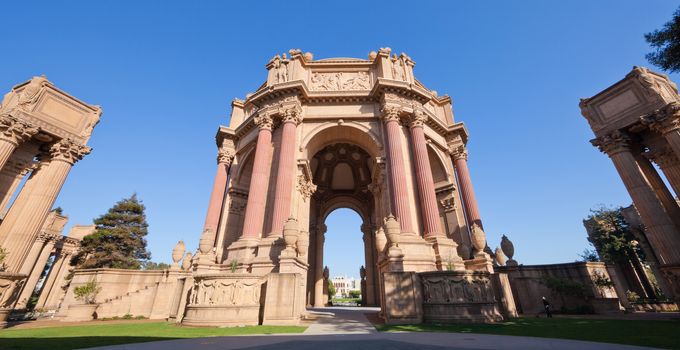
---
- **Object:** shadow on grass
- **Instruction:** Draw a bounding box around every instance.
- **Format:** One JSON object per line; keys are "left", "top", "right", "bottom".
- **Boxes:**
{"left": 1, "top": 336, "right": 181, "bottom": 350}
{"left": 377, "top": 317, "right": 680, "bottom": 350}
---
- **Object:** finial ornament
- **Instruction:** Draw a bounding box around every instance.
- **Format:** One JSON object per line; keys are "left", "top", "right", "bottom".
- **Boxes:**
{"left": 48, "top": 138, "right": 91, "bottom": 164}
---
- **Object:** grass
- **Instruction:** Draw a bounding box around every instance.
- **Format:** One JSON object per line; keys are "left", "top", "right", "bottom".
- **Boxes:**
{"left": 377, "top": 317, "right": 680, "bottom": 349}
{"left": 0, "top": 321, "right": 306, "bottom": 350}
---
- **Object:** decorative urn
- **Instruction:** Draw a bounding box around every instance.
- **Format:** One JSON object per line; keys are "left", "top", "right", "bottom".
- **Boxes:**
{"left": 375, "top": 227, "right": 388, "bottom": 254}
{"left": 384, "top": 215, "right": 401, "bottom": 247}
{"left": 470, "top": 223, "right": 487, "bottom": 253}
{"left": 495, "top": 247, "right": 507, "bottom": 266}
{"left": 500, "top": 235, "right": 514, "bottom": 260}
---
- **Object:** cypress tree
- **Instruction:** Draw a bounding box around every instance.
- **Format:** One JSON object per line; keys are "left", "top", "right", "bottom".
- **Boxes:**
{"left": 72, "top": 194, "right": 151, "bottom": 269}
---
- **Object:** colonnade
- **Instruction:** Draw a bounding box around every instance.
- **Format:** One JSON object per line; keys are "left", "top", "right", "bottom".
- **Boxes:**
{"left": 592, "top": 106, "right": 680, "bottom": 299}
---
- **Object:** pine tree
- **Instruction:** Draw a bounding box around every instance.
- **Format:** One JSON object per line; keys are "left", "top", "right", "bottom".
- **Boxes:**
{"left": 645, "top": 6, "right": 680, "bottom": 72}
{"left": 72, "top": 194, "right": 151, "bottom": 269}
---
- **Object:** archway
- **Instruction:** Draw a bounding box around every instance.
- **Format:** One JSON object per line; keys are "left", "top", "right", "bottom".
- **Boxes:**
{"left": 305, "top": 140, "right": 381, "bottom": 307}
{"left": 323, "top": 208, "right": 364, "bottom": 304}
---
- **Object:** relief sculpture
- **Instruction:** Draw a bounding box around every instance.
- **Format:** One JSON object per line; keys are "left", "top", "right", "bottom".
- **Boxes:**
{"left": 310, "top": 72, "right": 370, "bottom": 91}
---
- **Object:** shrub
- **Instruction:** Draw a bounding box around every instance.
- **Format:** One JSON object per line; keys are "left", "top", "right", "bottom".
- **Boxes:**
{"left": 73, "top": 281, "right": 101, "bottom": 304}
{"left": 626, "top": 290, "right": 640, "bottom": 303}
{"left": 0, "top": 247, "right": 7, "bottom": 271}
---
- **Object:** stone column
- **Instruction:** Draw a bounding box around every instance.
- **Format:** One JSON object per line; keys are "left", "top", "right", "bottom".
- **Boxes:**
{"left": 646, "top": 146, "right": 680, "bottom": 198}
{"left": 0, "top": 161, "right": 31, "bottom": 215}
{"left": 361, "top": 224, "right": 376, "bottom": 306}
{"left": 449, "top": 145, "right": 483, "bottom": 229}
{"left": 381, "top": 106, "right": 413, "bottom": 232}
{"left": 35, "top": 248, "right": 67, "bottom": 309}
{"left": 313, "top": 224, "right": 326, "bottom": 307}
{"left": 646, "top": 108, "right": 680, "bottom": 158}
{"left": 407, "top": 110, "right": 441, "bottom": 236}
{"left": 16, "top": 235, "right": 55, "bottom": 309}
{"left": 0, "top": 139, "right": 90, "bottom": 273}
{"left": 0, "top": 114, "right": 38, "bottom": 171}
{"left": 199, "top": 148, "right": 234, "bottom": 249}
{"left": 240, "top": 114, "right": 273, "bottom": 239}
{"left": 635, "top": 152, "right": 680, "bottom": 230}
{"left": 269, "top": 108, "right": 301, "bottom": 237}
{"left": 592, "top": 132, "right": 680, "bottom": 265}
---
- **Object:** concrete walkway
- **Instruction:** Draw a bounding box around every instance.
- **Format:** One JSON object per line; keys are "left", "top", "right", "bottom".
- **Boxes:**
{"left": 84, "top": 307, "right": 663, "bottom": 350}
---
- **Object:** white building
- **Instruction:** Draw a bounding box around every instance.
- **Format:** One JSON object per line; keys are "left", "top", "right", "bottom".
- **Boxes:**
{"left": 331, "top": 276, "right": 361, "bottom": 298}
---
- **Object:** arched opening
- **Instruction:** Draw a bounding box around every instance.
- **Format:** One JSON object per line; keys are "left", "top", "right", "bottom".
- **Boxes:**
{"left": 324, "top": 208, "right": 363, "bottom": 305}
{"left": 304, "top": 135, "right": 382, "bottom": 309}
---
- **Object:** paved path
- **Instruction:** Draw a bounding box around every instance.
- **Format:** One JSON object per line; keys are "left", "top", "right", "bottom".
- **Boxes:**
{"left": 85, "top": 307, "right": 662, "bottom": 350}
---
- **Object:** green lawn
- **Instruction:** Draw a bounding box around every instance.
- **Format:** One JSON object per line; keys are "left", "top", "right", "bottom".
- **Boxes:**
{"left": 378, "top": 317, "right": 680, "bottom": 349}
{"left": 0, "top": 322, "right": 306, "bottom": 350}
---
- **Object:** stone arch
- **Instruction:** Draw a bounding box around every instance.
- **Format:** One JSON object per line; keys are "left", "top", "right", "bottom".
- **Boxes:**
{"left": 320, "top": 196, "right": 369, "bottom": 223}
{"left": 427, "top": 143, "right": 450, "bottom": 185}
{"left": 301, "top": 122, "right": 382, "bottom": 160}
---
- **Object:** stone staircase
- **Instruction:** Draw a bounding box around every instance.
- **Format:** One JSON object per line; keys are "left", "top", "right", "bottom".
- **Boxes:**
{"left": 96, "top": 283, "right": 158, "bottom": 319}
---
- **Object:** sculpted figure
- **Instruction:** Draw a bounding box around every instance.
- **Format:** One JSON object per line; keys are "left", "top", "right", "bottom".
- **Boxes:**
{"left": 391, "top": 54, "right": 405, "bottom": 81}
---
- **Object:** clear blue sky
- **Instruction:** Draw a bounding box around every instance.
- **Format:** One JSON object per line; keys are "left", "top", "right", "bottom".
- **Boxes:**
{"left": 1, "top": 1, "right": 677, "bottom": 278}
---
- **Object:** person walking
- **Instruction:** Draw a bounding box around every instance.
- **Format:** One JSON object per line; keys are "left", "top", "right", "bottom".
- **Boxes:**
{"left": 542, "top": 296, "right": 552, "bottom": 318}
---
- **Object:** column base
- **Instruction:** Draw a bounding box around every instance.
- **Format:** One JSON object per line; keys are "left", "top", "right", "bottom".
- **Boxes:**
{"left": 250, "top": 236, "right": 285, "bottom": 275}
{"left": 659, "top": 264, "right": 680, "bottom": 301}
{"left": 425, "top": 235, "right": 465, "bottom": 271}
{"left": 465, "top": 252, "right": 495, "bottom": 273}
{"left": 224, "top": 237, "right": 261, "bottom": 273}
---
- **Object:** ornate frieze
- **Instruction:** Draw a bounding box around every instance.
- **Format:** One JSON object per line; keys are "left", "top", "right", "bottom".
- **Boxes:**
{"left": 0, "top": 114, "right": 38, "bottom": 146}
{"left": 189, "top": 276, "right": 262, "bottom": 306}
{"left": 421, "top": 271, "right": 495, "bottom": 304}
{"left": 590, "top": 130, "right": 632, "bottom": 156}
{"left": 48, "top": 138, "right": 91, "bottom": 165}
{"left": 310, "top": 71, "right": 370, "bottom": 91}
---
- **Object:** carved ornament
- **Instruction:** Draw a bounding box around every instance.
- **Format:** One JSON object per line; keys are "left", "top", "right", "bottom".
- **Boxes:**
{"left": 48, "top": 138, "right": 91, "bottom": 165}
{"left": 217, "top": 148, "right": 235, "bottom": 165}
{"left": 590, "top": 130, "right": 631, "bottom": 156}
{"left": 408, "top": 109, "right": 427, "bottom": 129}
{"left": 296, "top": 174, "right": 317, "bottom": 201}
{"left": 254, "top": 113, "right": 274, "bottom": 131}
{"left": 421, "top": 273, "right": 494, "bottom": 304}
{"left": 310, "top": 71, "right": 370, "bottom": 91}
{"left": 448, "top": 144, "right": 468, "bottom": 161}
{"left": 380, "top": 105, "right": 402, "bottom": 124}
{"left": 0, "top": 114, "right": 39, "bottom": 146}
{"left": 189, "top": 277, "right": 262, "bottom": 306}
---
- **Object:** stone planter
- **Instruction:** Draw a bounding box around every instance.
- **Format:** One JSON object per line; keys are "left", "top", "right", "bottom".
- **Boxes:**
{"left": 64, "top": 303, "right": 98, "bottom": 322}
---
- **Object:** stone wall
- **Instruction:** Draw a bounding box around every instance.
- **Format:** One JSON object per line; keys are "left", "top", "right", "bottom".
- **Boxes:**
{"left": 59, "top": 268, "right": 189, "bottom": 320}
{"left": 498, "top": 262, "right": 621, "bottom": 315}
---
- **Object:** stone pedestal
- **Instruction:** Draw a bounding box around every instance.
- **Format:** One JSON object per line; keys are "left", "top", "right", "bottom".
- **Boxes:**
{"left": 182, "top": 274, "right": 264, "bottom": 327}
{"left": 425, "top": 235, "right": 464, "bottom": 271}
{"left": 262, "top": 272, "right": 303, "bottom": 325}
{"left": 465, "top": 252, "right": 495, "bottom": 273}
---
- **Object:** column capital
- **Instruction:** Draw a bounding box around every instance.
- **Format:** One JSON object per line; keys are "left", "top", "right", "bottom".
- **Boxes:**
{"left": 641, "top": 103, "right": 680, "bottom": 135}
{"left": 380, "top": 105, "right": 402, "bottom": 124}
{"left": 448, "top": 144, "right": 468, "bottom": 161}
{"left": 591, "top": 130, "right": 632, "bottom": 156}
{"left": 254, "top": 113, "right": 274, "bottom": 131}
{"left": 47, "top": 138, "right": 91, "bottom": 165}
{"left": 0, "top": 113, "right": 39, "bottom": 146}
{"left": 407, "top": 109, "right": 427, "bottom": 129}
{"left": 645, "top": 145, "right": 679, "bottom": 169}
{"left": 217, "top": 148, "right": 235, "bottom": 166}
{"left": 278, "top": 105, "right": 303, "bottom": 125}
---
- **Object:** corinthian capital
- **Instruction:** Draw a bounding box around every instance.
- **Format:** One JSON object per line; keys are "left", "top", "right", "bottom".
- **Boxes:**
{"left": 0, "top": 114, "right": 38, "bottom": 146}
{"left": 217, "top": 148, "right": 235, "bottom": 166}
{"left": 644, "top": 146, "right": 679, "bottom": 169}
{"left": 591, "top": 130, "right": 631, "bottom": 156}
{"left": 408, "top": 109, "right": 427, "bottom": 129}
{"left": 278, "top": 105, "right": 303, "bottom": 125}
{"left": 448, "top": 144, "right": 468, "bottom": 161}
{"left": 641, "top": 103, "right": 680, "bottom": 135}
{"left": 48, "top": 138, "right": 91, "bottom": 164}
{"left": 254, "top": 113, "right": 274, "bottom": 131}
{"left": 380, "top": 105, "right": 402, "bottom": 124}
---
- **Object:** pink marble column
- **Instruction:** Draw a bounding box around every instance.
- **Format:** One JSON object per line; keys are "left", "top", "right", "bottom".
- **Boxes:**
{"left": 269, "top": 108, "right": 301, "bottom": 237}
{"left": 382, "top": 106, "right": 413, "bottom": 232}
{"left": 592, "top": 132, "right": 680, "bottom": 265}
{"left": 408, "top": 110, "right": 442, "bottom": 237}
{"left": 450, "top": 145, "right": 483, "bottom": 229}
{"left": 240, "top": 115, "right": 273, "bottom": 239}
{"left": 201, "top": 150, "right": 234, "bottom": 237}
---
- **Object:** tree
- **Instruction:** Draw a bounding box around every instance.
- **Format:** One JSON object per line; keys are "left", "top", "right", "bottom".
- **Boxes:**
{"left": 583, "top": 206, "right": 640, "bottom": 264}
{"left": 327, "top": 280, "right": 336, "bottom": 298}
{"left": 141, "top": 261, "right": 170, "bottom": 270}
{"left": 645, "top": 6, "right": 680, "bottom": 72}
{"left": 72, "top": 194, "right": 152, "bottom": 269}
{"left": 578, "top": 248, "right": 600, "bottom": 262}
